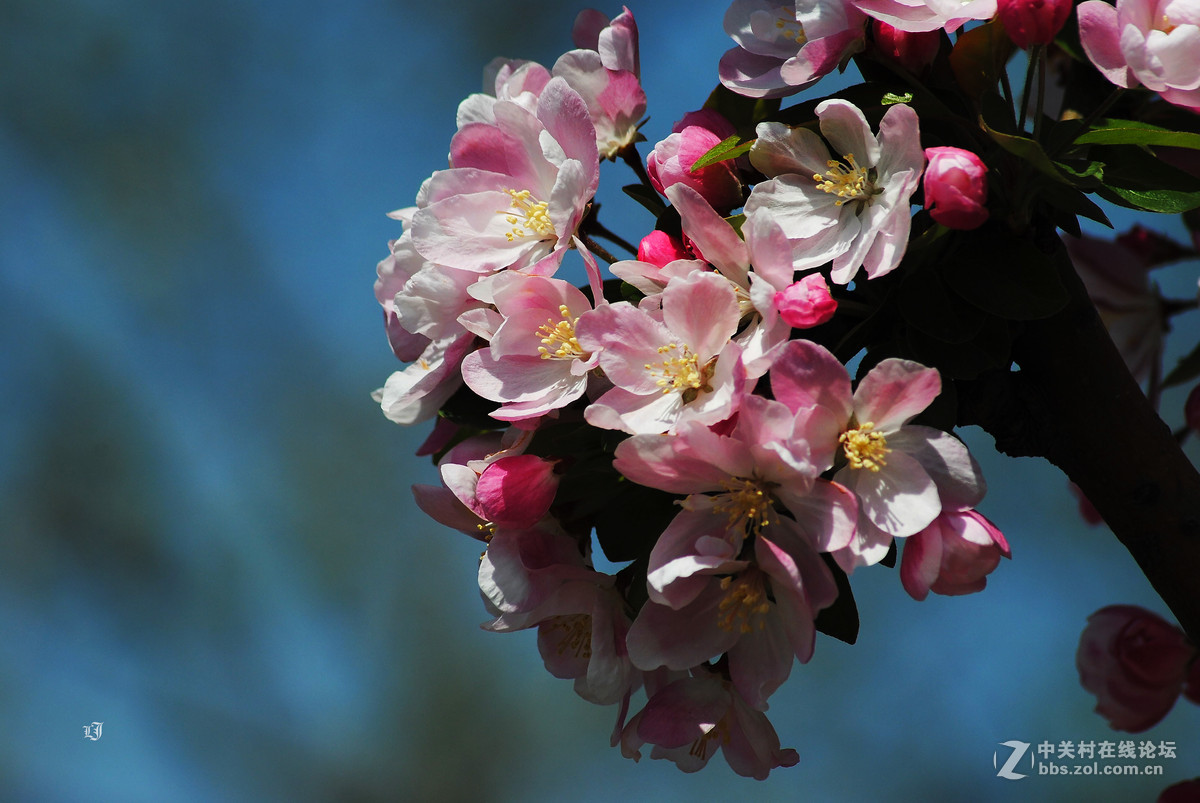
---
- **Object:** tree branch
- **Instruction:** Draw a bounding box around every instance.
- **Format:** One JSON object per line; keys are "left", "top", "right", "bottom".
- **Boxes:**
{"left": 959, "top": 236, "right": 1200, "bottom": 644}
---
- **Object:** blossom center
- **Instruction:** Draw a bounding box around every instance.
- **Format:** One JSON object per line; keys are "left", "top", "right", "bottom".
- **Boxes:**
{"left": 711, "top": 477, "right": 774, "bottom": 535}
{"left": 537, "top": 305, "right": 587, "bottom": 360}
{"left": 840, "top": 421, "right": 890, "bottom": 472}
{"left": 545, "top": 613, "right": 592, "bottom": 660}
{"left": 501, "top": 188, "right": 556, "bottom": 242}
{"left": 773, "top": 9, "right": 807, "bottom": 45}
{"left": 717, "top": 574, "right": 771, "bottom": 633}
{"left": 688, "top": 719, "right": 731, "bottom": 760}
{"left": 813, "top": 154, "right": 875, "bottom": 207}
{"left": 644, "top": 342, "right": 714, "bottom": 401}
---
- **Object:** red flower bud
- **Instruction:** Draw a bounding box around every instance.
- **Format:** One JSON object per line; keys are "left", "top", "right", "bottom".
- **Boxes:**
{"left": 872, "top": 20, "right": 940, "bottom": 75}
{"left": 997, "top": 0, "right": 1072, "bottom": 49}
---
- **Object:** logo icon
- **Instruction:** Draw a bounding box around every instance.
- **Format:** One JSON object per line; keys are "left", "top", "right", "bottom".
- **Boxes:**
{"left": 994, "top": 740, "right": 1032, "bottom": 780}
{"left": 83, "top": 722, "right": 103, "bottom": 741}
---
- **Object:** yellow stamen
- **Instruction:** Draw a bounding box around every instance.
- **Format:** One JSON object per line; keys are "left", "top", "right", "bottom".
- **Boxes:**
{"left": 711, "top": 477, "right": 774, "bottom": 536}
{"left": 536, "top": 305, "right": 586, "bottom": 360}
{"left": 643, "top": 342, "right": 715, "bottom": 402}
{"left": 500, "top": 188, "right": 555, "bottom": 242}
{"left": 717, "top": 575, "right": 771, "bottom": 634}
{"left": 813, "top": 153, "right": 873, "bottom": 207}
{"left": 546, "top": 614, "right": 592, "bottom": 660}
{"left": 840, "top": 421, "right": 891, "bottom": 472}
{"left": 774, "top": 9, "right": 807, "bottom": 44}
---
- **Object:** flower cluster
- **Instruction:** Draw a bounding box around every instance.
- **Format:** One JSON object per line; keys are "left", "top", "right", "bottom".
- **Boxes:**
{"left": 373, "top": 0, "right": 1200, "bottom": 781}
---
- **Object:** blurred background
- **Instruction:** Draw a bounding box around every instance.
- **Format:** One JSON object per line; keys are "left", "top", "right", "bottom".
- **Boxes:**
{"left": 2, "top": 1, "right": 1198, "bottom": 800}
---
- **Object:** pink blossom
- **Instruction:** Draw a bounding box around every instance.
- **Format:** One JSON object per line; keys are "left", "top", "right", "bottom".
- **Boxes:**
{"left": 1078, "top": 0, "right": 1200, "bottom": 111}
{"left": 620, "top": 669, "right": 800, "bottom": 778}
{"left": 769, "top": 339, "right": 986, "bottom": 568}
{"left": 412, "top": 78, "right": 599, "bottom": 275}
{"left": 487, "top": 577, "right": 638, "bottom": 705}
{"left": 648, "top": 126, "right": 745, "bottom": 214}
{"left": 872, "top": 20, "right": 941, "bottom": 73}
{"left": 478, "top": 518, "right": 600, "bottom": 615}
{"left": 375, "top": 228, "right": 431, "bottom": 363}
{"left": 852, "top": 0, "right": 998, "bottom": 32}
{"left": 923, "top": 146, "right": 989, "bottom": 230}
{"left": 637, "top": 230, "right": 692, "bottom": 267}
{"left": 746, "top": 99, "right": 924, "bottom": 284}
{"left": 554, "top": 7, "right": 647, "bottom": 159}
{"left": 373, "top": 333, "right": 473, "bottom": 426}
{"left": 775, "top": 273, "right": 838, "bottom": 328}
{"left": 575, "top": 271, "right": 748, "bottom": 434}
{"left": 997, "top": 0, "right": 1073, "bottom": 48}
{"left": 1064, "top": 233, "right": 1164, "bottom": 382}
{"left": 899, "top": 509, "right": 1009, "bottom": 599}
{"left": 1076, "top": 605, "right": 1195, "bottom": 732}
{"left": 459, "top": 272, "right": 601, "bottom": 422}
{"left": 718, "top": 0, "right": 868, "bottom": 98}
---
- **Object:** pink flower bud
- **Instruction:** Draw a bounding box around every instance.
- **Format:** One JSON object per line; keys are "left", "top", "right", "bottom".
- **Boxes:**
{"left": 774, "top": 274, "right": 837, "bottom": 328}
{"left": 900, "top": 510, "right": 1009, "bottom": 601}
{"left": 922, "top": 146, "right": 989, "bottom": 230}
{"left": 647, "top": 126, "right": 744, "bottom": 214}
{"left": 1186, "top": 384, "right": 1200, "bottom": 434}
{"left": 997, "top": 0, "right": 1072, "bottom": 49}
{"left": 671, "top": 109, "right": 736, "bottom": 139}
{"left": 872, "top": 20, "right": 941, "bottom": 75}
{"left": 474, "top": 454, "right": 559, "bottom": 529}
{"left": 1076, "top": 605, "right": 1193, "bottom": 732}
{"left": 637, "top": 230, "right": 690, "bottom": 267}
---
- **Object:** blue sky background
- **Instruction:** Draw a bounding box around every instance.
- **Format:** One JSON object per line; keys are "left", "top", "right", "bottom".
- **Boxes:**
{"left": 2, "top": 1, "right": 1198, "bottom": 800}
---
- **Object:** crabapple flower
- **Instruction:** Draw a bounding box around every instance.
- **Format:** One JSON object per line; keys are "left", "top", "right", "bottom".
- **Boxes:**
{"left": 620, "top": 669, "right": 800, "bottom": 778}
{"left": 852, "top": 0, "right": 998, "bottom": 32}
{"left": 457, "top": 59, "right": 553, "bottom": 127}
{"left": 923, "top": 146, "right": 990, "bottom": 230}
{"left": 412, "top": 77, "right": 599, "bottom": 275}
{"left": 871, "top": 20, "right": 941, "bottom": 73}
{"left": 575, "top": 271, "right": 748, "bottom": 434}
{"left": 900, "top": 509, "right": 1009, "bottom": 599}
{"left": 459, "top": 272, "right": 601, "bottom": 422}
{"left": 775, "top": 273, "right": 838, "bottom": 328}
{"left": 718, "top": 0, "right": 868, "bottom": 98}
{"left": 746, "top": 99, "right": 924, "bottom": 284}
{"left": 647, "top": 126, "right": 745, "bottom": 214}
{"left": 1079, "top": 0, "right": 1200, "bottom": 110}
{"left": 997, "top": 0, "right": 1072, "bottom": 48}
{"left": 373, "top": 332, "right": 473, "bottom": 426}
{"left": 554, "top": 7, "right": 647, "bottom": 158}
{"left": 375, "top": 227, "right": 431, "bottom": 363}
{"left": 1064, "top": 232, "right": 1164, "bottom": 382}
{"left": 486, "top": 575, "right": 638, "bottom": 706}
{"left": 770, "top": 339, "right": 986, "bottom": 569}
{"left": 1076, "top": 605, "right": 1195, "bottom": 732}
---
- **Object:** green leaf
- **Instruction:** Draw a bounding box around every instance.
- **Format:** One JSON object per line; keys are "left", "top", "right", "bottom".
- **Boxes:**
{"left": 689, "top": 134, "right": 754, "bottom": 172}
{"left": 702, "top": 83, "right": 781, "bottom": 139}
{"left": 906, "top": 317, "right": 1012, "bottom": 379}
{"left": 1075, "top": 119, "right": 1200, "bottom": 150}
{"left": 881, "top": 91, "right": 913, "bottom": 105}
{"left": 942, "top": 227, "right": 1069, "bottom": 320}
{"left": 621, "top": 182, "right": 666, "bottom": 217}
{"left": 980, "top": 117, "right": 1073, "bottom": 184}
{"left": 1163, "top": 339, "right": 1200, "bottom": 389}
{"left": 1097, "top": 185, "right": 1200, "bottom": 214}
